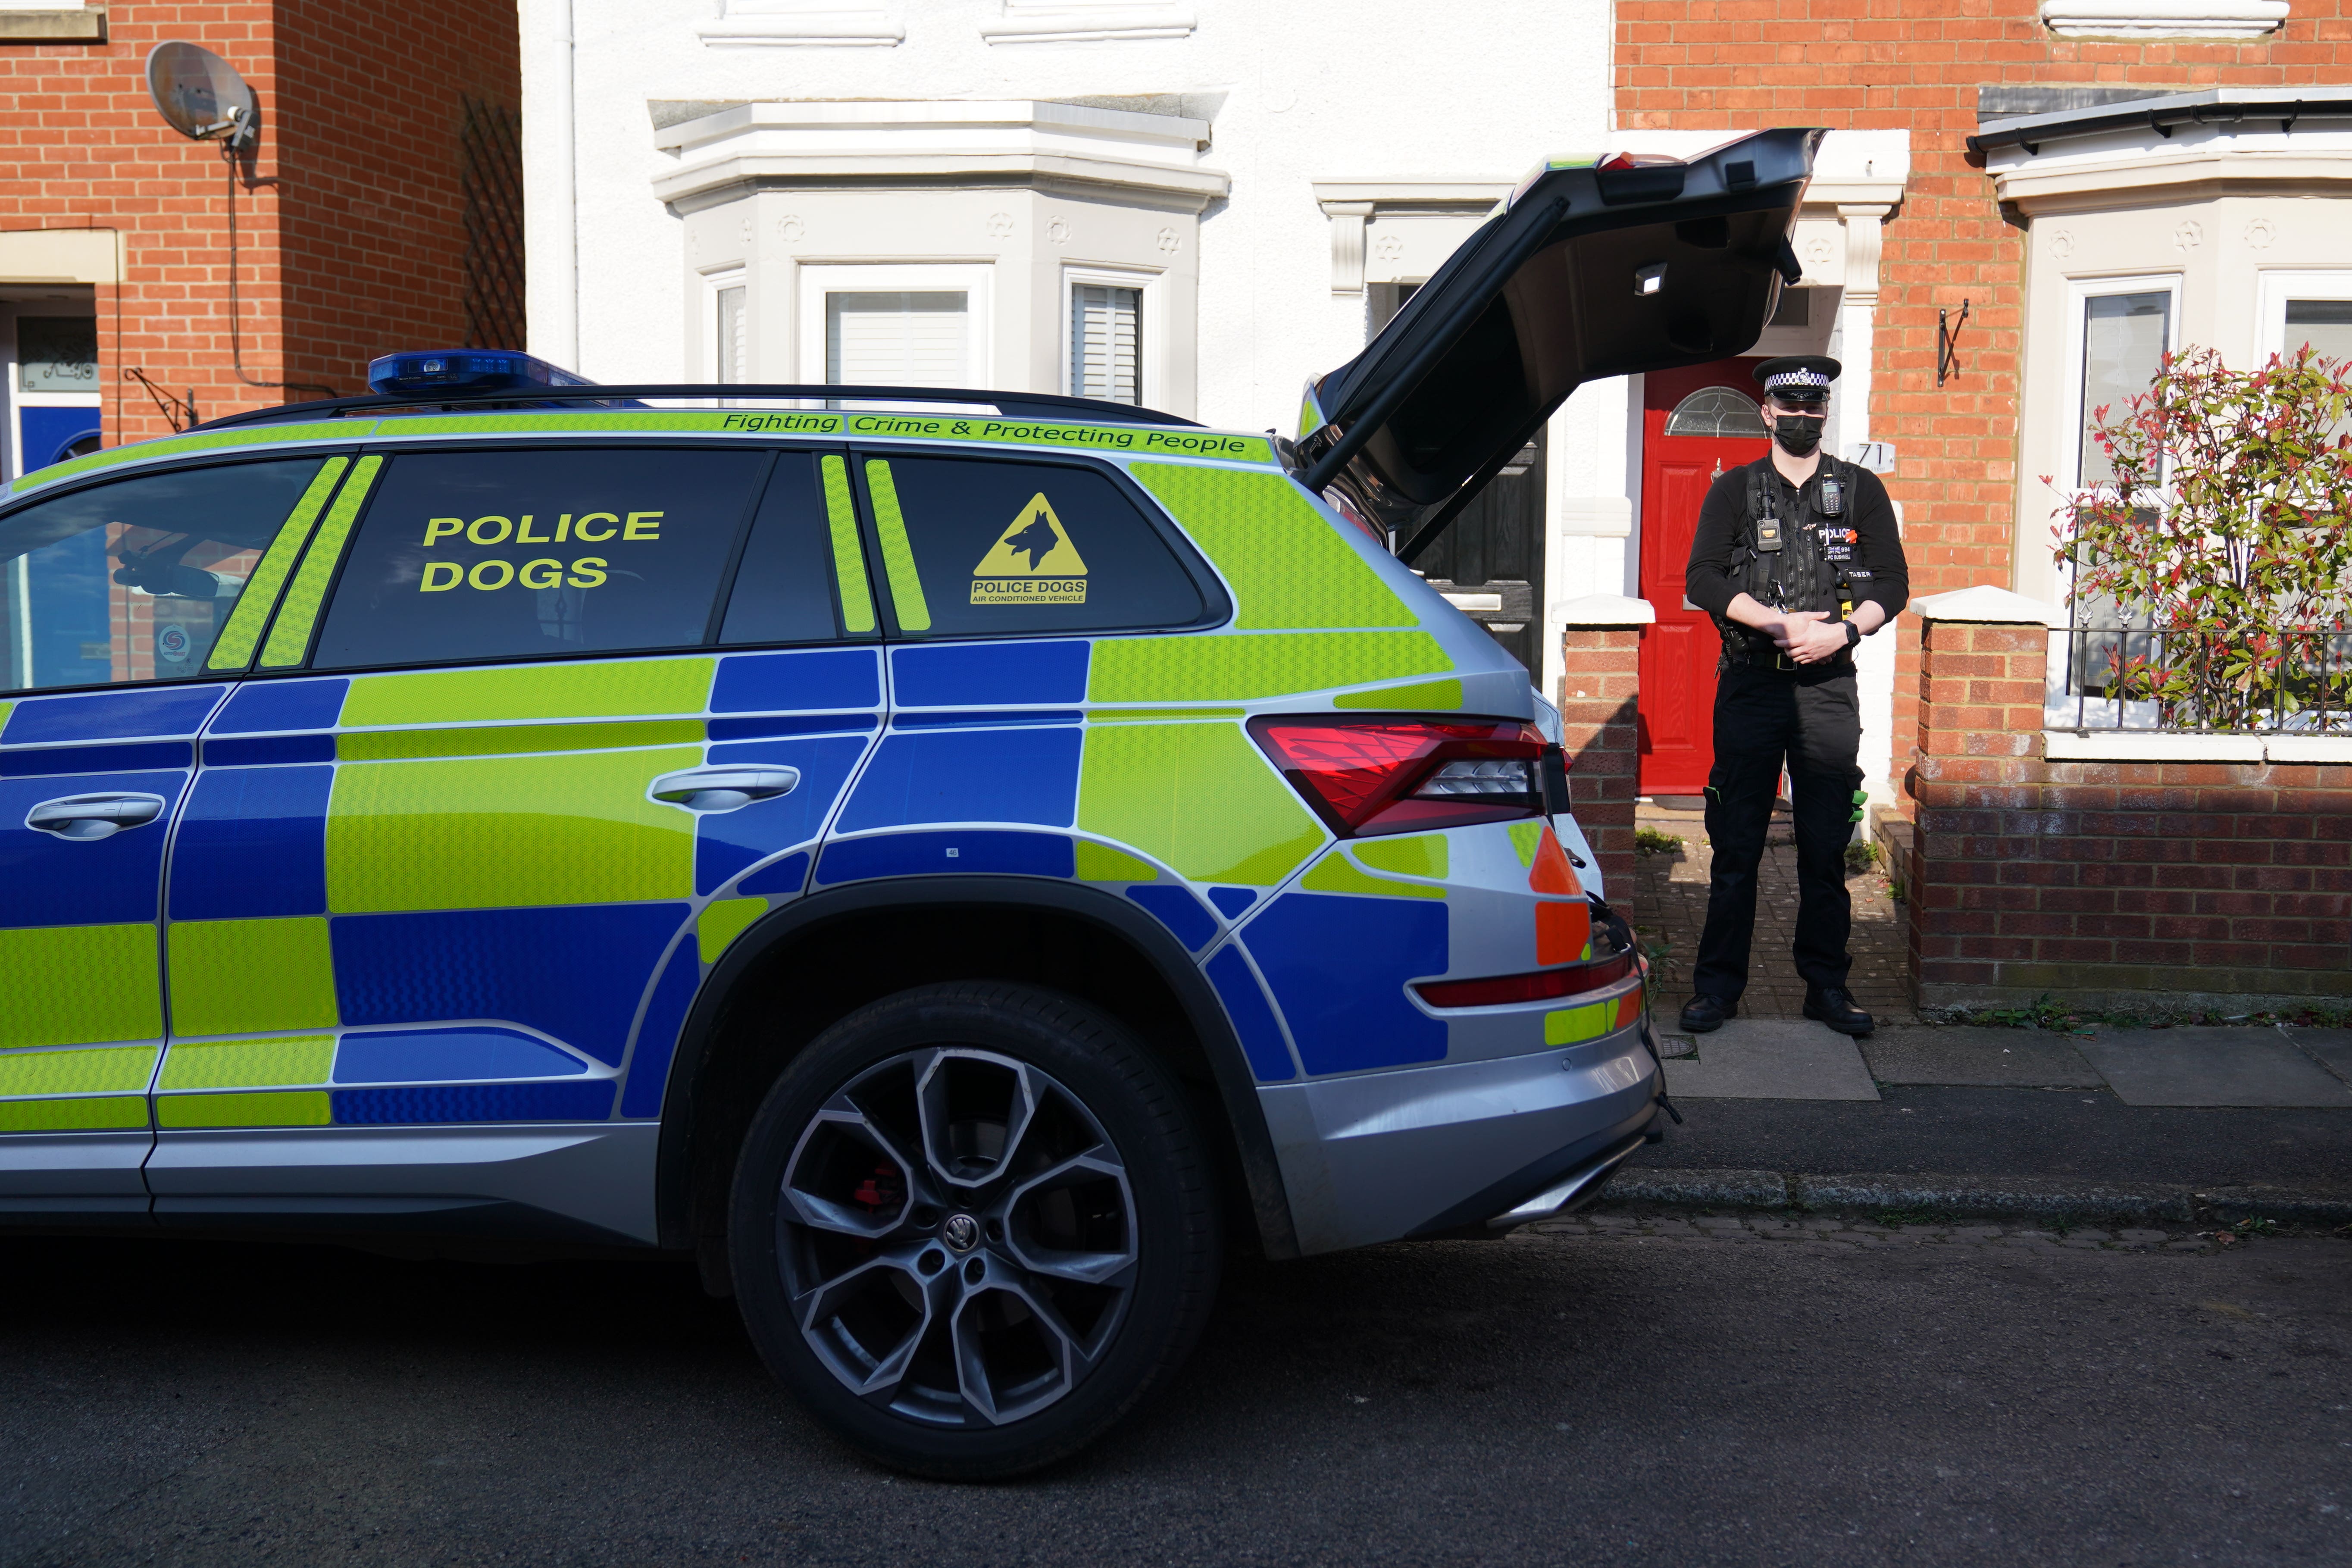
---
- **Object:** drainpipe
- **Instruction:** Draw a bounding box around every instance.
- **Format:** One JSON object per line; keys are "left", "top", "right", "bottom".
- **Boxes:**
{"left": 529, "top": 0, "right": 580, "bottom": 369}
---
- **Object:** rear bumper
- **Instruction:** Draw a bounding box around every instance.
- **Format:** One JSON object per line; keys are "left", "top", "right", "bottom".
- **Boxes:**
{"left": 1255, "top": 1023, "right": 1660, "bottom": 1255}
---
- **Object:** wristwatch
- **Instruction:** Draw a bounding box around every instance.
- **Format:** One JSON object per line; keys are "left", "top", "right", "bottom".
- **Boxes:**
{"left": 1843, "top": 620, "right": 1863, "bottom": 649}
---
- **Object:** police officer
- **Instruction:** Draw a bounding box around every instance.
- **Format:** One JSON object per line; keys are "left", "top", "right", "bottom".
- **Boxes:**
{"left": 1678, "top": 356, "right": 1907, "bottom": 1038}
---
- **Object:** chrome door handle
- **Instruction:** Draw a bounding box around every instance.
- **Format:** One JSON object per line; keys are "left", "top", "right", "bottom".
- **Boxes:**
{"left": 26, "top": 792, "right": 168, "bottom": 841}
{"left": 649, "top": 765, "right": 801, "bottom": 813}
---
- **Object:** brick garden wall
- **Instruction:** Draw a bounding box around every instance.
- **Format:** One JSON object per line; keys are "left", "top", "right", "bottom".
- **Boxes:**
{"left": 1615, "top": 0, "right": 2352, "bottom": 806}
{"left": 0, "top": 2, "right": 516, "bottom": 448}
{"left": 1906, "top": 617, "right": 2352, "bottom": 1010}
{"left": 1558, "top": 626, "right": 1644, "bottom": 915}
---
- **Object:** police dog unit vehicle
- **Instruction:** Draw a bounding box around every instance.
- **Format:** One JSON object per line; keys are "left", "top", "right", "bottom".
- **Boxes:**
{"left": 0, "top": 130, "right": 1820, "bottom": 1476}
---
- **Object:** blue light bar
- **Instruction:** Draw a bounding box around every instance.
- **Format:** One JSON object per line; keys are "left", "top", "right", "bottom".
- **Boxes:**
{"left": 366, "top": 350, "right": 594, "bottom": 397}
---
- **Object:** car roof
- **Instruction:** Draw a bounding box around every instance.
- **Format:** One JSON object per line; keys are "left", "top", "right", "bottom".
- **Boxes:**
{"left": 4, "top": 385, "right": 1285, "bottom": 502}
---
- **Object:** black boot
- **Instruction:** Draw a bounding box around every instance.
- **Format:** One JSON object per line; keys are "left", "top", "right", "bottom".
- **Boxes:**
{"left": 1804, "top": 986, "right": 1873, "bottom": 1036}
{"left": 1679, "top": 994, "right": 1737, "bottom": 1033}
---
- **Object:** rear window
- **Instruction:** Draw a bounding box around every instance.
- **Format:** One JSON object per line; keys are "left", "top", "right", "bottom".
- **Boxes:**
{"left": 857, "top": 453, "right": 1204, "bottom": 638}
{"left": 309, "top": 447, "right": 768, "bottom": 669}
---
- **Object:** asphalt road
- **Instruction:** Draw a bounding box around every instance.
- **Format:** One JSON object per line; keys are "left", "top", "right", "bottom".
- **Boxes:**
{"left": 3, "top": 1222, "right": 2348, "bottom": 1567}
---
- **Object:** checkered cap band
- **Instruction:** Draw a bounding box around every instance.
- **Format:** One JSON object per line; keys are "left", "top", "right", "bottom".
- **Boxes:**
{"left": 1764, "top": 369, "right": 1833, "bottom": 390}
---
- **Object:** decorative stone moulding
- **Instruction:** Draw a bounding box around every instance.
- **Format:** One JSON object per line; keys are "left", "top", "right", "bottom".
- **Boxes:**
{"left": 2038, "top": 0, "right": 2288, "bottom": 38}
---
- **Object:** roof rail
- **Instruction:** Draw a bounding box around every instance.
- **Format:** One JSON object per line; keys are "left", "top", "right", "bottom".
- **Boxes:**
{"left": 190, "top": 384, "right": 1202, "bottom": 432}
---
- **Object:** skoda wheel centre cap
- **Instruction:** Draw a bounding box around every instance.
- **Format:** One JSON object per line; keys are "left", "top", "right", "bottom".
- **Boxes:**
{"left": 942, "top": 1213, "right": 981, "bottom": 1252}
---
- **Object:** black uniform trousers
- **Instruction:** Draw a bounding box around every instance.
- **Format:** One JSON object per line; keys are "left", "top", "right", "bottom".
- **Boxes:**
{"left": 1691, "top": 660, "right": 1864, "bottom": 1002}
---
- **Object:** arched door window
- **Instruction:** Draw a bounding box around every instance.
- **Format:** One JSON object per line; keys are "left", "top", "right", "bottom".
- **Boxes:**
{"left": 1664, "top": 386, "right": 1767, "bottom": 438}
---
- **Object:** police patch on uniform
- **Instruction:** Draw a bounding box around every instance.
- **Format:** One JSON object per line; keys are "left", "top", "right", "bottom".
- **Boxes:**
{"left": 971, "top": 492, "right": 1088, "bottom": 604}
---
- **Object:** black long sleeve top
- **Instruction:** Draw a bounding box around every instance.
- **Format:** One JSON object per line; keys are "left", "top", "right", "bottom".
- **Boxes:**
{"left": 1683, "top": 457, "right": 1908, "bottom": 622}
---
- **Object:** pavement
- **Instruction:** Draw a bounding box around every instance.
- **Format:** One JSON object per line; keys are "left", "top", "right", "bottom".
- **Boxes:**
{"left": 1625, "top": 797, "right": 2352, "bottom": 1226}
{"left": 3, "top": 1221, "right": 2347, "bottom": 1564}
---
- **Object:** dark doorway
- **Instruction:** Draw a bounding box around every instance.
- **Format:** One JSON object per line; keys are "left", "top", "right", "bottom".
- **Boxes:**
{"left": 1369, "top": 282, "right": 1546, "bottom": 676}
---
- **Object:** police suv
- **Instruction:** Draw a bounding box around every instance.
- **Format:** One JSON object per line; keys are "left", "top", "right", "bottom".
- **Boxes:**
{"left": 0, "top": 130, "right": 1820, "bottom": 1476}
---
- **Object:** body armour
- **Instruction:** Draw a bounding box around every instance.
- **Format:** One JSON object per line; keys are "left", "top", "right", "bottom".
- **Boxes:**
{"left": 1712, "top": 455, "right": 1867, "bottom": 670}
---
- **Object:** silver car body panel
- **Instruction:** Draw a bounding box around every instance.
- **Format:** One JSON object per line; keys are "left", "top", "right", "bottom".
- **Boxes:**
{"left": 1258, "top": 1024, "right": 1657, "bottom": 1256}
{"left": 0, "top": 1131, "right": 153, "bottom": 1215}
{"left": 144, "top": 1122, "right": 660, "bottom": 1244}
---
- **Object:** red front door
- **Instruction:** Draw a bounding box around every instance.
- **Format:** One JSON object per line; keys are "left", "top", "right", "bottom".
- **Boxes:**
{"left": 1636, "top": 358, "right": 1770, "bottom": 796}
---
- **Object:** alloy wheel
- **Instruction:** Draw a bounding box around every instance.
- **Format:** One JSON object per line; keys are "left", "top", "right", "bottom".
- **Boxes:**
{"left": 775, "top": 1046, "right": 1139, "bottom": 1427}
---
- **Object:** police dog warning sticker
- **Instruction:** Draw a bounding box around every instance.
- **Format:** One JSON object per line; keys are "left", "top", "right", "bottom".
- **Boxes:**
{"left": 971, "top": 493, "right": 1087, "bottom": 605}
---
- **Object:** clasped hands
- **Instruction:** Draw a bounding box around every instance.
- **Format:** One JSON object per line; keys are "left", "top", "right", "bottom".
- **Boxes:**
{"left": 1761, "top": 609, "right": 1852, "bottom": 665}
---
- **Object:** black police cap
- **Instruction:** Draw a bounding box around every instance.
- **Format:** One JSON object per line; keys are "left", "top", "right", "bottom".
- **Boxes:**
{"left": 1755, "top": 354, "right": 1840, "bottom": 404}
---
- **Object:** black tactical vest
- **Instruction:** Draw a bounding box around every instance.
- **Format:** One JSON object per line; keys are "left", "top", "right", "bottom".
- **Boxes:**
{"left": 1714, "top": 455, "right": 1867, "bottom": 670}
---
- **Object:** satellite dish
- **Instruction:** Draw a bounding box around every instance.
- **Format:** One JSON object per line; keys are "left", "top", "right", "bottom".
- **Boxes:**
{"left": 146, "top": 41, "right": 257, "bottom": 145}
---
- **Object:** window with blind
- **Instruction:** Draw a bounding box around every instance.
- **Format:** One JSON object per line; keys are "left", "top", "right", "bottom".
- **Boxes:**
{"left": 2284, "top": 297, "right": 2352, "bottom": 365}
{"left": 2077, "top": 290, "right": 2170, "bottom": 487}
{"left": 716, "top": 285, "right": 748, "bottom": 384}
{"left": 826, "top": 291, "right": 970, "bottom": 388}
{"left": 1069, "top": 283, "right": 1141, "bottom": 404}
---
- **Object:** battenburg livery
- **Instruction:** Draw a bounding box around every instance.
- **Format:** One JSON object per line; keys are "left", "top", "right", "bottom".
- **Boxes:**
{"left": 0, "top": 128, "right": 1821, "bottom": 1477}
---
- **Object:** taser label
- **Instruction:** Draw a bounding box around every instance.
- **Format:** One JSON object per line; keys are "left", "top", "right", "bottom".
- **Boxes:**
{"left": 971, "top": 493, "right": 1087, "bottom": 605}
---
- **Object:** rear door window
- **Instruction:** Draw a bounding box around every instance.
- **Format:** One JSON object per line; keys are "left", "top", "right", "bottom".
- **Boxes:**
{"left": 0, "top": 456, "right": 345, "bottom": 692}
{"left": 855, "top": 452, "right": 1206, "bottom": 638}
{"left": 307, "top": 446, "right": 769, "bottom": 670}
{"left": 719, "top": 450, "right": 879, "bottom": 645}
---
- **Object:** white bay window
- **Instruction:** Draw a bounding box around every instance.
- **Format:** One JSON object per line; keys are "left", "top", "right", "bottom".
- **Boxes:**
{"left": 656, "top": 101, "right": 1224, "bottom": 414}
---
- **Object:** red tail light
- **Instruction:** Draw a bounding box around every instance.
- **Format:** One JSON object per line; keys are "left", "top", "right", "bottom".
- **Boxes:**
{"left": 1416, "top": 950, "right": 1636, "bottom": 1009}
{"left": 1249, "top": 717, "right": 1547, "bottom": 838}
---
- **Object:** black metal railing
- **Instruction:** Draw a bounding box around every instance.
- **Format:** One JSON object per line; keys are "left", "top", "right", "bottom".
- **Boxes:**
{"left": 2049, "top": 625, "right": 2352, "bottom": 734}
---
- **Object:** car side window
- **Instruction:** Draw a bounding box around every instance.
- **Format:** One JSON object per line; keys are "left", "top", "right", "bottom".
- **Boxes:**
{"left": 856, "top": 452, "right": 1205, "bottom": 638}
{"left": 719, "top": 450, "right": 878, "bottom": 645}
{"left": 308, "top": 446, "right": 769, "bottom": 670}
{"left": 0, "top": 456, "right": 344, "bottom": 693}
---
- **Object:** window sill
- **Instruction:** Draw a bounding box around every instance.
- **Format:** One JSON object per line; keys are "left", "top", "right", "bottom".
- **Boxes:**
{"left": 695, "top": 7, "right": 901, "bottom": 47}
{"left": 0, "top": 6, "right": 105, "bottom": 42}
{"left": 981, "top": 4, "right": 1195, "bottom": 44}
{"left": 2039, "top": 0, "right": 2287, "bottom": 37}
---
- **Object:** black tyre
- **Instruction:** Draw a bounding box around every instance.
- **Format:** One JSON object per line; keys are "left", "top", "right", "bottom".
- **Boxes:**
{"left": 728, "top": 981, "right": 1221, "bottom": 1478}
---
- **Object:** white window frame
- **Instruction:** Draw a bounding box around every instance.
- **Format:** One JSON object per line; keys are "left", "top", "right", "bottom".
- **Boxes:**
{"left": 2258, "top": 269, "right": 2352, "bottom": 361}
{"left": 2047, "top": 273, "right": 2180, "bottom": 728}
{"left": 1060, "top": 264, "right": 1160, "bottom": 409}
{"left": 701, "top": 265, "right": 748, "bottom": 390}
{"left": 2059, "top": 271, "right": 2180, "bottom": 493}
{"left": 794, "top": 261, "right": 994, "bottom": 395}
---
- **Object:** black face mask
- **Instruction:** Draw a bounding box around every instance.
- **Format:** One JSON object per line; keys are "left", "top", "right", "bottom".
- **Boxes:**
{"left": 1771, "top": 413, "right": 1825, "bottom": 457}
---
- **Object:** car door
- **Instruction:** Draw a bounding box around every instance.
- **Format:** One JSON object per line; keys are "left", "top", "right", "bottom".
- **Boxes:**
{"left": 143, "top": 439, "right": 885, "bottom": 1243}
{"left": 819, "top": 446, "right": 1220, "bottom": 898}
{"left": 0, "top": 452, "right": 353, "bottom": 1217}
{"left": 1294, "top": 127, "right": 1823, "bottom": 566}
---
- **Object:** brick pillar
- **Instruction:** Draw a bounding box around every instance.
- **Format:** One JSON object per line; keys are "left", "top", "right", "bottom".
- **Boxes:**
{"left": 1555, "top": 595, "right": 1652, "bottom": 917}
{"left": 1906, "top": 589, "right": 2058, "bottom": 1003}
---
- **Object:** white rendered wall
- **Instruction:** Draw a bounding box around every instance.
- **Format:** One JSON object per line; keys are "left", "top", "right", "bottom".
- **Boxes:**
{"left": 523, "top": 0, "right": 1613, "bottom": 415}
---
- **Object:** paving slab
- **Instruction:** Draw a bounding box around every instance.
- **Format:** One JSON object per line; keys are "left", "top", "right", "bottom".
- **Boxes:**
{"left": 1859, "top": 1025, "right": 2104, "bottom": 1088}
{"left": 2075, "top": 1027, "right": 2352, "bottom": 1108}
{"left": 2283, "top": 1026, "right": 2352, "bottom": 1086}
{"left": 1662, "top": 1017, "right": 1880, "bottom": 1101}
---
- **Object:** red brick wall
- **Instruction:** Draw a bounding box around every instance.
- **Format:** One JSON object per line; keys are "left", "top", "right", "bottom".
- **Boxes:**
{"left": 0, "top": 3, "right": 515, "bottom": 451}
{"left": 273, "top": 1, "right": 520, "bottom": 394}
{"left": 1907, "top": 618, "right": 2352, "bottom": 1008}
{"left": 1616, "top": 1, "right": 2352, "bottom": 800}
{"left": 1558, "top": 627, "right": 1644, "bottom": 914}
